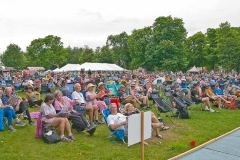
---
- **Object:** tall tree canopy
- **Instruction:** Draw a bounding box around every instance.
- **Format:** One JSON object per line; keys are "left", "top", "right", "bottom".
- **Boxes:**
{"left": 26, "top": 35, "right": 67, "bottom": 69}
{"left": 2, "top": 44, "right": 27, "bottom": 70}
{"left": 145, "top": 16, "right": 187, "bottom": 71}
{"left": 128, "top": 27, "right": 152, "bottom": 69}
{"left": 106, "top": 31, "right": 131, "bottom": 69}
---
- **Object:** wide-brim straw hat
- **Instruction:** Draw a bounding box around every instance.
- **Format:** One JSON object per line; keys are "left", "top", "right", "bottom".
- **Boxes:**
{"left": 87, "top": 83, "right": 96, "bottom": 90}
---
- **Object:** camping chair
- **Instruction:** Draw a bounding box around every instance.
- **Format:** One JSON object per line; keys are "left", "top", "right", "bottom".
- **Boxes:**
{"left": 150, "top": 90, "right": 175, "bottom": 123}
{"left": 67, "top": 83, "right": 74, "bottom": 92}
{"left": 102, "top": 108, "right": 127, "bottom": 143}
{"left": 105, "top": 84, "right": 117, "bottom": 97}
{"left": 40, "top": 84, "right": 49, "bottom": 94}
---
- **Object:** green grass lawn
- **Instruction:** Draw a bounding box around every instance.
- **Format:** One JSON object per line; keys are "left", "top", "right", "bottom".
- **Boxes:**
{"left": 1, "top": 91, "right": 240, "bottom": 160}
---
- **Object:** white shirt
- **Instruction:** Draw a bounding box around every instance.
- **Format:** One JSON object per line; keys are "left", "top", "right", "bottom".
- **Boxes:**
{"left": 72, "top": 91, "right": 85, "bottom": 104}
{"left": 107, "top": 113, "right": 126, "bottom": 130}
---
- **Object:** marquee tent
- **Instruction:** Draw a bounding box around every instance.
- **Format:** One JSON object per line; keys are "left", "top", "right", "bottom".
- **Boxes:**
{"left": 59, "top": 63, "right": 125, "bottom": 72}
{"left": 77, "top": 63, "right": 125, "bottom": 71}
{"left": 188, "top": 66, "right": 200, "bottom": 73}
{"left": 52, "top": 68, "right": 63, "bottom": 73}
{"left": 59, "top": 64, "right": 81, "bottom": 72}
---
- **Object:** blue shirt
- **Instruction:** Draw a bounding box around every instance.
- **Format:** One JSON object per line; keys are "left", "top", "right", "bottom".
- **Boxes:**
{"left": 2, "top": 94, "right": 18, "bottom": 108}
{"left": 180, "top": 83, "right": 188, "bottom": 89}
{"left": 213, "top": 88, "right": 223, "bottom": 95}
{"left": 74, "top": 77, "right": 81, "bottom": 82}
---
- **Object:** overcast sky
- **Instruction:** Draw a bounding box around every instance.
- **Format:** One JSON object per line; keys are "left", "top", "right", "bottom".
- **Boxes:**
{"left": 0, "top": 0, "right": 240, "bottom": 53}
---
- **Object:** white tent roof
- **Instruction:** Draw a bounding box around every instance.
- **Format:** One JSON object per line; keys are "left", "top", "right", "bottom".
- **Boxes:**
{"left": 76, "top": 62, "right": 125, "bottom": 71}
{"left": 52, "top": 68, "right": 62, "bottom": 73}
{"left": 59, "top": 64, "right": 81, "bottom": 71}
{"left": 188, "top": 66, "right": 200, "bottom": 73}
{"left": 59, "top": 63, "right": 125, "bottom": 72}
{"left": 27, "top": 67, "right": 45, "bottom": 71}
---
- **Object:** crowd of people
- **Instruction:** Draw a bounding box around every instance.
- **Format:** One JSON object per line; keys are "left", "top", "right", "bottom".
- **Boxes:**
{"left": 1, "top": 69, "right": 240, "bottom": 142}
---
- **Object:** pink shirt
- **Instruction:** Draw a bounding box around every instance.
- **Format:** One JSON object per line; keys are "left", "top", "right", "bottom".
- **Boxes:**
{"left": 54, "top": 96, "right": 75, "bottom": 111}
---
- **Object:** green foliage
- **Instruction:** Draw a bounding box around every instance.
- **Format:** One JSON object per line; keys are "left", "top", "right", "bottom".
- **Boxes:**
{"left": 185, "top": 32, "right": 206, "bottom": 68}
{"left": 79, "top": 45, "right": 95, "bottom": 64}
{"left": 26, "top": 35, "right": 67, "bottom": 69}
{"left": 106, "top": 32, "right": 131, "bottom": 69}
{"left": 2, "top": 44, "right": 27, "bottom": 70}
{"left": 145, "top": 16, "right": 187, "bottom": 71}
{"left": 95, "top": 45, "right": 114, "bottom": 63}
{"left": 66, "top": 46, "right": 83, "bottom": 64}
{"left": 128, "top": 27, "right": 152, "bottom": 69}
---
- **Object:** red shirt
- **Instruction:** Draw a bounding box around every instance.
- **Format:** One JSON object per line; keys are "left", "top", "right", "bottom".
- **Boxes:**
{"left": 97, "top": 89, "right": 109, "bottom": 100}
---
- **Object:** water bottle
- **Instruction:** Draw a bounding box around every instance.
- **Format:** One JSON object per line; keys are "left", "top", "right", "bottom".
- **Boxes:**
{"left": 172, "top": 102, "right": 176, "bottom": 108}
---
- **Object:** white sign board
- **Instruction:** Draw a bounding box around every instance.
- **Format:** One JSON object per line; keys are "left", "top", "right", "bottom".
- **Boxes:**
{"left": 128, "top": 111, "right": 152, "bottom": 146}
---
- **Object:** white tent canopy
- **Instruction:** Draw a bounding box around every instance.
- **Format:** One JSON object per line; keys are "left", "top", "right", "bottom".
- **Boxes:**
{"left": 59, "top": 64, "right": 81, "bottom": 72}
{"left": 52, "top": 68, "right": 63, "bottom": 73}
{"left": 188, "top": 66, "right": 200, "bottom": 73}
{"left": 59, "top": 63, "right": 125, "bottom": 72}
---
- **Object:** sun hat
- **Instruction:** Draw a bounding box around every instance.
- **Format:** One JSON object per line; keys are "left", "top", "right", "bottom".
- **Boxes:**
{"left": 98, "top": 82, "right": 104, "bottom": 87}
{"left": 87, "top": 83, "right": 95, "bottom": 90}
{"left": 131, "top": 83, "right": 136, "bottom": 87}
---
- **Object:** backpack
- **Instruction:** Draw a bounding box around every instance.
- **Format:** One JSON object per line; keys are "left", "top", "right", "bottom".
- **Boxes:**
{"left": 176, "top": 106, "right": 190, "bottom": 119}
{"left": 42, "top": 127, "right": 61, "bottom": 144}
{"left": 69, "top": 112, "right": 88, "bottom": 132}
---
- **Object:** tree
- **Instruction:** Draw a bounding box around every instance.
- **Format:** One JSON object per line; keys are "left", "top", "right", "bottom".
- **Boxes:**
{"left": 106, "top": 32, "right": 130, "bottom": 69}
{"left": 205, "top": 28, "right": 218, "bottom": 70}
{"left": 2, "top": 44, "right": 27, "bottom": 70}
{"left": 95, "top": 45, "right": 114, "bottom": 63}
{"left": 185, "top": 32, "right": 206, "bottom": 68}
{"left": 145, "top": 16, "right": 187, "bottom": 71}
{"left": 26, "top": 35, "right": 67, "bottom": 69}
{"left": 216, "top": 22, "right": 240, "bottom": 72}
{"left": 66, "top": 46, "right": 83, "bottom": 64}
{"left": 128, "top": 27, "right": 152, "bottom": 69}
{"left": 79, "top": 45, "right": 95, "bottom": 64}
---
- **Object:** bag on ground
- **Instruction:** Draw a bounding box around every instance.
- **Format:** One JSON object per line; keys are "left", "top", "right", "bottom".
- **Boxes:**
{"left": 69, "top": 112, "right": 88, "bottom": 132}
{"left": 42, "top": 127, "right": 61, "bottom": 144}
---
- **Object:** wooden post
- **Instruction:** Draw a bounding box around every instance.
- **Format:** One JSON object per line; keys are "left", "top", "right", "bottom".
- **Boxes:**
{"left": 141, "top": 112, "right": 144, "bottom": 160}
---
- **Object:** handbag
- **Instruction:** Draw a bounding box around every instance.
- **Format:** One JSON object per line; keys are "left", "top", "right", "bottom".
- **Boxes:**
{"left": 42, "top": 127, "right": 61, "bottom": 144}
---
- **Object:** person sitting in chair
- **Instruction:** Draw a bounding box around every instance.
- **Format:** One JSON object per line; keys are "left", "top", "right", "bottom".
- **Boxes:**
{"left": 191, "top": 83, "right": 215, "bottom": 112}
{"left": 72, "top": 83, "right": 100, "bottom": 124}
{"left": 130, "top": 83, "right": 149, "bottom": 108}
{"left": 41, "top": 93, "right": 75, "bottom": 142}
{"left": 2, "top": 87, "right": 36, "bottom": 126}
{"left": 122, "top": 103, "right": 169, "bottom": 138}
{"left": 214, "top": 85, "right": 237, "bottom": 101}
{"left": 53, "top": 90, "right": 96, "bottom": 135}
{"left": 180, "top": 79, "right": 191, "bottom": 99}
{"left": 118, "top": 85, "right": 140, "bottom": 108}
{"left": 107, "top": 103, "right": 128, "bottom": 134}
{"left": 25, "top": 86, "right": 43, "bottom": 107}
{"left": 205, "top": 84, "right": 230, "bottom": 109}
{"left": 223, "top": 85, "right": 237, "bottom": 101}
{"left": 228, "top": 82, "right": 240, "bottom": 96}
{"left": 0, "top": 90, "right": 25, "bottom": 132}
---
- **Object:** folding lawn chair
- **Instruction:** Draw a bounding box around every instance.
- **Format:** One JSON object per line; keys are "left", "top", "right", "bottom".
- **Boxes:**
{"left": 67, "top": 83, "right": 74, "bottom": 92}
{"left": 102, "top": 108, "right": 127, "bottom": 143}
{"left": 150, "top": 90, "right": 175, "bottom": 123}
{"left": 105, "top": 84, "right": 117, "bottom": 97}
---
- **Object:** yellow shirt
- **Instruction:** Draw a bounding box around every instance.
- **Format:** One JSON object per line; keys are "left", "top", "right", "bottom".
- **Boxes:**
{"left": 205, "top": 88, "right": 214, "bottom": 97}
